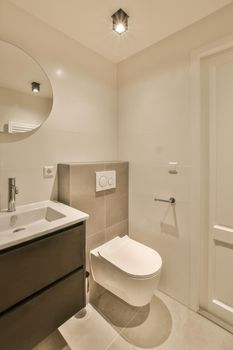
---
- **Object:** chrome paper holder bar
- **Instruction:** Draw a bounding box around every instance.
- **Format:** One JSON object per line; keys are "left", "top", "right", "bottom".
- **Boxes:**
{"left": 154, "top": 197, "right": 176, "bottom": 204}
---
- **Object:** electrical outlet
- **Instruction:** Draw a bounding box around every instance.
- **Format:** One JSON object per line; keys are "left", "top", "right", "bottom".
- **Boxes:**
{"left": 43, "top": 166, "right": 55, "bottom": 178}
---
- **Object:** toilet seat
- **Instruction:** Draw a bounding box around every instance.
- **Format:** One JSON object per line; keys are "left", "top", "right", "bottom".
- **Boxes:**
{"left": 98, "top": 236, "right": 162, "bottom": 279}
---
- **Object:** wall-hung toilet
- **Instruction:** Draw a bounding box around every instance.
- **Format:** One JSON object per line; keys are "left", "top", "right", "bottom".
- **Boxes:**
{"left": 90, "top": 235, "right": 162, "bottom": 306}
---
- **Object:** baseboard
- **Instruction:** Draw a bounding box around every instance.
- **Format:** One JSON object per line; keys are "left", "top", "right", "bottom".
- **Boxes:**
{"left": 198, "top": 309, "right": 233, "bottom": 334}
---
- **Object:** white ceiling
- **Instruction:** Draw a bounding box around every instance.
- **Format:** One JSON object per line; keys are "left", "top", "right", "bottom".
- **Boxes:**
{"left": 10, "top": 0, "right": 233, "bottom": 63}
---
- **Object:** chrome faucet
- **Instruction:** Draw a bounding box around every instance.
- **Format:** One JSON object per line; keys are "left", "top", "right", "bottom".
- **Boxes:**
{"left": 8, "top": 178, "right": 19, "bottom": 212}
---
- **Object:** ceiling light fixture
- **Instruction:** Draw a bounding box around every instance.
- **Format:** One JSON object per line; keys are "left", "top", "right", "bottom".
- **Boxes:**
{"left": 31, "top": 81, "right": 40, "bottom": 93}
{"left": 112, "top": 8, "right": 129, "bottom": 35}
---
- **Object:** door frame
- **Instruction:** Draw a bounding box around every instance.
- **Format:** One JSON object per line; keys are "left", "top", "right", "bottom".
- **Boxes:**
{"left": 190, "top": 34, "right": 233, "bottom": 312}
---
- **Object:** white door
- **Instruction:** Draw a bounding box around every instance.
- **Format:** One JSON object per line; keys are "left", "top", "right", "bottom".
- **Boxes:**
{"left": 205, "top": 48, "right": 233, "bottom": 326}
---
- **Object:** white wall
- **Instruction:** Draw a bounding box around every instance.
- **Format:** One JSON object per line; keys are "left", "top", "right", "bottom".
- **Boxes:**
{"left": 118, "top": 3, "right": 233, "bottom": 306}
{"left": 0, "top": 0, "right": 117, "bottom": 209}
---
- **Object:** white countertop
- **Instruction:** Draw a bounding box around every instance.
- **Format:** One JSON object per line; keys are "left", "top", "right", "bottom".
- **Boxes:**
{"left": 0, "top": 200, "right": 89, "bottom": 251}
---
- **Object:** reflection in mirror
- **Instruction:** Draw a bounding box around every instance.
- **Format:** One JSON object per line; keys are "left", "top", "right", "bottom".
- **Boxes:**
{"left": 0, "top": 41, "right": 53, "bottom": 134}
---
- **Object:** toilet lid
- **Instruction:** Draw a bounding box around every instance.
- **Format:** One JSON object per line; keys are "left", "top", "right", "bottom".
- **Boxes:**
{"left": 98, "top": 236, "right": 162, "bottom": 278}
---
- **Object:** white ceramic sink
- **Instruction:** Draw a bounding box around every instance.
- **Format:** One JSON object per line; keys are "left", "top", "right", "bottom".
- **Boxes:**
{"left": 0, "top": 207, "right": 66, "bottom": 233}
{"left": 0, "top": 200, "right": 89, "bottom": 250}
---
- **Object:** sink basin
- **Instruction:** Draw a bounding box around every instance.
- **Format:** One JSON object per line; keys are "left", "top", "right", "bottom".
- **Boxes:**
{"left": 0, "top": 207, "right": 66, "bottom": 233}
{"left": 0, "top": 200, "right": 89, "bottom": 250}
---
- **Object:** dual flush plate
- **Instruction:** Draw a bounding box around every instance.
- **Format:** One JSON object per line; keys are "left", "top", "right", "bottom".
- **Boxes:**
{"left": 96, "top": 171, "right": 116, "bottom": 192}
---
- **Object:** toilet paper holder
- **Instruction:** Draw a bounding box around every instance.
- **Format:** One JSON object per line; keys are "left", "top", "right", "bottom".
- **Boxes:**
{"left": 154, "top": 197, "right": 176, "bottom": 204}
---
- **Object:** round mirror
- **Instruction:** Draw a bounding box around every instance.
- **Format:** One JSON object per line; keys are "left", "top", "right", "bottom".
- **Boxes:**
{"left": 0, "top": 41, "right": 53, "bottom": 134}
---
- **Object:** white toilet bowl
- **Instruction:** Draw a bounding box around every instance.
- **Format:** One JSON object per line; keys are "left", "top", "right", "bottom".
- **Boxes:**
{"left": 90, "top": 235, "right": 162, "bottom": 306}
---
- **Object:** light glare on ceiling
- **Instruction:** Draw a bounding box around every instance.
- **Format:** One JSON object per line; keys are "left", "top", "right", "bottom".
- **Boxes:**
{"left": 56, "top": 69, "right": 63, "bottom": 76}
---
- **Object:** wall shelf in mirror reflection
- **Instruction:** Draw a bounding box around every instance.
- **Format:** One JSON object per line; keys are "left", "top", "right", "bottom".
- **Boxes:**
{"left": 0, "top": 41, "right": 53, "bottom": 134}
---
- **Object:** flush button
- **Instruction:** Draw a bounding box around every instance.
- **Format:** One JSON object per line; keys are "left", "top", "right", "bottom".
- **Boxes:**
{"left": 96, "top": 171, "right": 116, "bottom": 192}
{"left": 99, "top": 176, "right": 107, "bottom": 187}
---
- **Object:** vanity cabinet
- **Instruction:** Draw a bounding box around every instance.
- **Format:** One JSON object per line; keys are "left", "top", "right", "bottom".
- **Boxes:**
{"left": 0, "top": 221, "right": 86, "bottom": 350}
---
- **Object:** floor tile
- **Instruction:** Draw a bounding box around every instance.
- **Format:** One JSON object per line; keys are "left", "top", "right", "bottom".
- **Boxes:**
{"left": 91, "top": 290, "right": 138, "bottom": 332}
{"left": 106, "top": 336, "right": 136, "bottom": 350}
{"left": 34, "top": 291, "right": 233, "bottom": 350}
{"left": 59, "top": 303, "right": 119, "bottom": 350}
{"left": 131, "top": 291, "right": 233, "bottom": 350}
{"left": 120, "top": 295, "right": 172, "bottom": 348}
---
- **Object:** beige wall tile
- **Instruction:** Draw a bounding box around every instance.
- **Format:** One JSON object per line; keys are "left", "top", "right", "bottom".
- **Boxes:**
{"left": 58, "top": 162, "right": 128, "bottom": 238}
{"left": 58, "top": 165, "right": 70, "bottom": 205}
{"left": 105, "top": 220, "right": 128, "bottom": 241}
{"left": 72, "top": 196, "right": 106, "bottom": 237}
{"left": 86, "top": 231, "right": 105, "bottom": 271}
{"left": 58, "top": 161, "right": 129, "bottom": 301}
{"left": 105, "top": 162, "right": 129, "bottom": 195}
{"left": 70, "top": 164, "right": 105, "bottom": 199}
{"left": 106, "top": 193, "right": 128, "bottom": 228}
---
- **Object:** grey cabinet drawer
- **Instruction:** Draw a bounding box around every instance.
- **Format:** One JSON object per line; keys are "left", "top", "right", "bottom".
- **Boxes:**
{"left": 0, "top": 223, "right": 84, "bottom": 313}
{"left": 0, "top": 269, "right": 84, "bottom": 350}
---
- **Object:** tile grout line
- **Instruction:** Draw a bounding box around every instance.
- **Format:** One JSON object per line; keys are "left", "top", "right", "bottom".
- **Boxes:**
{"left": 104, "top": 332, "right": 123, "bottom": 350}
{"left": 110, "top": 304, "right": 142, "bottom": 349}
{"left": 91, "top": 296, "right": 140, "bottom": 350}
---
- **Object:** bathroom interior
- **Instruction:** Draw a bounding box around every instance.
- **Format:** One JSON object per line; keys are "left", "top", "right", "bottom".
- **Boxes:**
{"left": 1, "top": 0, "right": 233, "bottom": 349}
